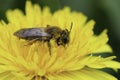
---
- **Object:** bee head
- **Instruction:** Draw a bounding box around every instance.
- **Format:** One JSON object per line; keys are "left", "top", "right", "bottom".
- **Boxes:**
{"left": 57, "top": 23, "right": 73, "bottom": 46}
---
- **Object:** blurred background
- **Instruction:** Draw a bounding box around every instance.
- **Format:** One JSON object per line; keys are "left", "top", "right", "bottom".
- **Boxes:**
{"left": 0, "top": 0, "right": 120, "bottom": 79}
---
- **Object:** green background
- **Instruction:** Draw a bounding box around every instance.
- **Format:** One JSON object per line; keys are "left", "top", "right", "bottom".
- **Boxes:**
{"left": 0, "top": 0, "right": 120, "bottom": 79}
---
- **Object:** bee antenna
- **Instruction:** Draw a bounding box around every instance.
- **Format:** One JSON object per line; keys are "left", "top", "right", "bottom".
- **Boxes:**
{"left": 69, "top": 22, "right": 73, "bottom": 33}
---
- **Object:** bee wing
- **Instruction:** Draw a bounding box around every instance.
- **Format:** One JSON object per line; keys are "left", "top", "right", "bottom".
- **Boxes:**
{"left": 14, "top": 28, "right": 51, "bottom": 38}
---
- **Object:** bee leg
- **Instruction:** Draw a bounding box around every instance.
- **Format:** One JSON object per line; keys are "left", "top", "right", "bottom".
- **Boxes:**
{"left": 25, "top": 38, "right": 39, "bottom": 46}
{"left": 56, "top": 38, "right": 61, "bottom": 46}
{"left": 41, "top": 76, "right": 48, "bottom": 80}
{"left": 47, "top": 41, "right": 51, "bottom": 55}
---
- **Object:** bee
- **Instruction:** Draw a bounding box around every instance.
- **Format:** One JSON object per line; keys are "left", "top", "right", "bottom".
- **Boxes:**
{"left": 14, "top": 23, "right": 73, "bottom": 54}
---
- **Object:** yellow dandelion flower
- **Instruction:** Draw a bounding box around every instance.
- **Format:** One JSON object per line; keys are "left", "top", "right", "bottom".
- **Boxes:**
{"left": 0, "top": 1, "right": 120, "bottom": 80}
